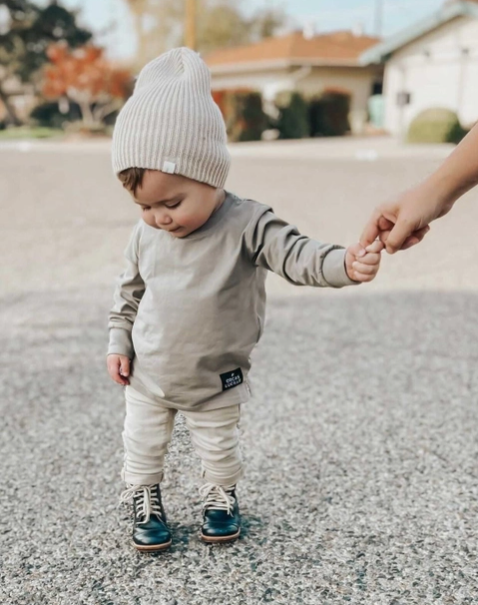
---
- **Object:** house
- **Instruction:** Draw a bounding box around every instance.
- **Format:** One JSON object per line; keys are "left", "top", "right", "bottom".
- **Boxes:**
{"left": 0, "top": 76, "right": 36, "bottom": 125}
{"left": 361, "top": 0, "right": 478, "bottom": 137}
{"left": 204, "top": 30, "right": 383, "bottom": 134}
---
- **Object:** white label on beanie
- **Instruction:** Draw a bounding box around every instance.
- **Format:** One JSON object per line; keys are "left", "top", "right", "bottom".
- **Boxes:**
{"left": 162, "top": 161, "right": 176, "bottom": 174}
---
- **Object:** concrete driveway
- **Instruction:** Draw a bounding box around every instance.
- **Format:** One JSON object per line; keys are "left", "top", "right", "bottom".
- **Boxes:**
{"left": 1, "top": 138, "right": 478, "bottom": 604}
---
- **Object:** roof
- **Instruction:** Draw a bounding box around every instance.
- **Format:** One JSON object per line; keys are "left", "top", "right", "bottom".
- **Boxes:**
{"left": 204, "top": 31, "right": 381, "bottom": 73}
{"left": 360, "top": 0, "right": 478, "bottom": 65}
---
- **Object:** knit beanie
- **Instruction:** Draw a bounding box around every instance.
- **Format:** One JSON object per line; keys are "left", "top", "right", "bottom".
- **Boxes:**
{"left": 112, "top": 47, "right": 230, "bottom": 188}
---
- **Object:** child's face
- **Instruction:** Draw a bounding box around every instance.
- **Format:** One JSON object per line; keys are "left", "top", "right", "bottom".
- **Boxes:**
{"left": 132, "top": 170, "right": 224, "bottom": 238}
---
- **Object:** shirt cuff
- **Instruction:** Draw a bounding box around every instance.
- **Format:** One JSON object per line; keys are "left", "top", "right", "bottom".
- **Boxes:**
{"left": 322, "top": 248, "right": 360, "bottom": 288}
{"left": 107, "top": 328, "right": 134, "bottom": 358}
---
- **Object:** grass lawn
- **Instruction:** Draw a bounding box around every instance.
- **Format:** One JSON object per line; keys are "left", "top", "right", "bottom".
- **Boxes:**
{"left": 0, "top": 126, "right": 65, "bottom": 140}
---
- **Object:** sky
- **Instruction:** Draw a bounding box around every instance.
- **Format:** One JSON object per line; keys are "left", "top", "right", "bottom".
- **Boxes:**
{"left": 54, "top": 0, "right": 446, "bottom": 60}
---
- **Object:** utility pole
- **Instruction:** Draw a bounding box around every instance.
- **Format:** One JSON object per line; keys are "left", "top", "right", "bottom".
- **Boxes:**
{"left": 185, "top": 0, "right": 197, "bottom": 50}
{"left": 374, "top": 0, "right": 384, "bottom": 38}
{"left": 127, "top": 0, "right": 149, "bottom": 68}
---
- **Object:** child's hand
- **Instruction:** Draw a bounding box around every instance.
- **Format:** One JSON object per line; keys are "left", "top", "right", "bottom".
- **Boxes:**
{"left": 107, "top": 354, "right": 131, "bottom": 386}
{"left": 345, "top": 240, "right": 384, "bottom": 283}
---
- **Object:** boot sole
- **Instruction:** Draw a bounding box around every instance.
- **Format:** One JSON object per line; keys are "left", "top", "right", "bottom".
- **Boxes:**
{"left": 133, "top": 539, "right": 172, "bottom": 552}
{"left": 200, "top": 529, "right": 241, "bottom": 544}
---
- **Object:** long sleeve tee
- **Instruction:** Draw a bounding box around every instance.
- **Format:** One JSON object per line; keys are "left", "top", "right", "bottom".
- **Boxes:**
{"left": 108, "top": 191, "right": 357, "bottom": 411}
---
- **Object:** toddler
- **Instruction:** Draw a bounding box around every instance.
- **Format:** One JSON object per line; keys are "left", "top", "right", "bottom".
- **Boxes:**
{"left": 107, "top": 47, "right": 382, "bottom": 552}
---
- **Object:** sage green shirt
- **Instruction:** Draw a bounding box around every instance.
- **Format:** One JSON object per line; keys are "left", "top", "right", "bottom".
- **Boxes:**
{"left": 108, "top": 191, "right": 356, "bottom": 411}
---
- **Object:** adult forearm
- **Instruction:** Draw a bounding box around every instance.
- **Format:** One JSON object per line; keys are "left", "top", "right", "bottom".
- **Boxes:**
{"left": 424, "top": 125, "right": 478, "bottom": 208}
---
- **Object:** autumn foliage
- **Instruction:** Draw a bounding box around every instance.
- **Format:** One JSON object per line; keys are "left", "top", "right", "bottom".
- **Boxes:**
{"left": 42, "top": 43, "right": 132, "bottom": 128}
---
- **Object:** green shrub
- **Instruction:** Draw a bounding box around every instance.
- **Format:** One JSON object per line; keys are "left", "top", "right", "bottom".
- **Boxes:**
{"left": 227, "top": 92, "right": 268, "bottom": 142}
{"left": 30, "top": 100, "right": 119, "bottom": 130}
{"left": 407, "top": 108, "right": 468, "bottom": 144}
{"left": 275, "top": 91, "right": 309, "bottom": 139}
{"left": 447, "top": 119, "right": 469, "bottom": 144}
{"left": 29, "top": 101, "right": 81, "bottom": 129}
{"left": 309, "top": 91, "right": 351, "bottom": 137}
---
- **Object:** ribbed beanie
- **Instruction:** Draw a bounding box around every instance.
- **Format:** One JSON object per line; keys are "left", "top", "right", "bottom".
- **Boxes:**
{"left": 112, "top": 47, "right": 230, "bottom": 188}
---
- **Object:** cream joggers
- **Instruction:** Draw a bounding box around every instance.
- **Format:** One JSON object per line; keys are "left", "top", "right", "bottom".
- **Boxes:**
{"left": 122, "top": 385, "right": 244, "bottom": 486}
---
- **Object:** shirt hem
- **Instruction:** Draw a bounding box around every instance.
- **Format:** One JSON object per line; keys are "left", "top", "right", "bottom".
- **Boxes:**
{"left": 128, "top": 375, "right": 251, "bottom": 411}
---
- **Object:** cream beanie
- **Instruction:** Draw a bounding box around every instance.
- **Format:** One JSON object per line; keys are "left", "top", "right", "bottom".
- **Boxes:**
{"left": 112, "top": 47, "right": 230, "bottom": 188}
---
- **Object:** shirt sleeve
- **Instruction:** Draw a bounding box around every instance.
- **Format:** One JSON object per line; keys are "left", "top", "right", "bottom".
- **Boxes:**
{"left": 107, "top": 222, "right": 145, "bottom": 357}
{"left": 243, "top": 208, "right": 358, "bottom": 288}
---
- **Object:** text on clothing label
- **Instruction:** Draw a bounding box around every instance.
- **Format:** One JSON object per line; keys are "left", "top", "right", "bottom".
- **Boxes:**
{"left": 220, "top": 368, "right": 244, "bottom": 391}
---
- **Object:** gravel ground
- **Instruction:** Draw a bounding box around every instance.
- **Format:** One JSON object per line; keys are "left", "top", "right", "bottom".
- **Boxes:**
{"left": 2, "top": 140, "right": 478, "bottom": 604}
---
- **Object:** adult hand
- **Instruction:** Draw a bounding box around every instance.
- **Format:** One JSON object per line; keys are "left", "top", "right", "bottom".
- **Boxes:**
{"left": 360, "top": 186, "right": 453, "bottom": 254}
{"left": 360, "top": 126, "right": 478, "bottom": 254}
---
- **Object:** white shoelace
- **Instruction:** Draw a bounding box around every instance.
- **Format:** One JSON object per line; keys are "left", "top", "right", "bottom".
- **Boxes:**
{"left": 120, "top": 484, "right": 163, "bottom": 524}
{"left": 199, "top": 483, "right": 236, "bottom": 515}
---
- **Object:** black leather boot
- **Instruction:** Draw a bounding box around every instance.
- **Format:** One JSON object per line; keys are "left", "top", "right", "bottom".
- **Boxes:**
{"left": 121, "top": 484, "right": 172, "bottom": 552}
{"left": 200, "top": 483, "right": 241, "bottom": 543}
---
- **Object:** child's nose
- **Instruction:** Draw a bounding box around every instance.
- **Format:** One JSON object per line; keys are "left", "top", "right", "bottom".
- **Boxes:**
{"left": 154, "top": 210, "right": 172, "bottom": 227}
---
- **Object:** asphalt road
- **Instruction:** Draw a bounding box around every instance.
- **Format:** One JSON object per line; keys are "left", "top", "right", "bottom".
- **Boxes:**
{"left": 2, "top": 139, "right": 478, "bottom": 604}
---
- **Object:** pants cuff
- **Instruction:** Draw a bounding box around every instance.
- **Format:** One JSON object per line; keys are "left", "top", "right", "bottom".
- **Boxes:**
{"left": 122, "top": 469, "right": 164, "bottom": 486}
{"left": 202, "top": 467, "right": 244, "bottom": 486}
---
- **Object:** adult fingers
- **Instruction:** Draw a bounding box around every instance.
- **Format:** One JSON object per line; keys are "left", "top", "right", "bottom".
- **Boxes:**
{"left": 378, "top": 216, "right": 395, "bottom": 231}
{"left": 400, "top": 237, "right": 421, "bottom": 251}
{"left": 385, "top": 225, "right": 430, "bottom": 252}
{"left": 400, "top": 228, "right": 429, "bottom": 250}
{"left": 365, "top": 240, "right": 384, "bottom": 254}
{"left": 412, "top": 225, "right": 431, "bottom": 243}
{"left": 359, "top": 209, "right": 382, "bottom": 248}
{"left": 385, "top": 218, "right": 418, "bottom": 254}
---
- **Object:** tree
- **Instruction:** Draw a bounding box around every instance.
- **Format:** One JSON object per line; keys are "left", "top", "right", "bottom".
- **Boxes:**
{"left": 126, "top": 0, "right": 288, "bottom": 64}
{"left": 197, "top": 2, "right": 250, "bottom": 54}
{"left": 197, "top": 0, "right": 288, "bottom": 54}
{"left": 42, "top": 42, "right": 131, "bottom": 129}
{"left": 0, "top": 0, "right": 92, "bottom": 125}
{"left": 249, "top": 7, "right": 287, "bottom": 41}
{"left": 127, "top": 0, "right": 184, "bottom": 67}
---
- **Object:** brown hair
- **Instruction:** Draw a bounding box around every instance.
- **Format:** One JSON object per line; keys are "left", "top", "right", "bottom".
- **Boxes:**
{"left": 118, "top": 167, "right": 146, "bottom": 194}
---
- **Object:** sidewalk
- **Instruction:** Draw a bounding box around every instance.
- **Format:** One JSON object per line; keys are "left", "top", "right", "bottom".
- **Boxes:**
{"left": 0, "top": 133, "right": 456, "bottom": 162}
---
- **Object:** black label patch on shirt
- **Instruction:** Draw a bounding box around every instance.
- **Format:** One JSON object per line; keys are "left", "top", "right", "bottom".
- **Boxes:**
{"left": 220, "top": 368, "right": 244, "bottom": 391}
